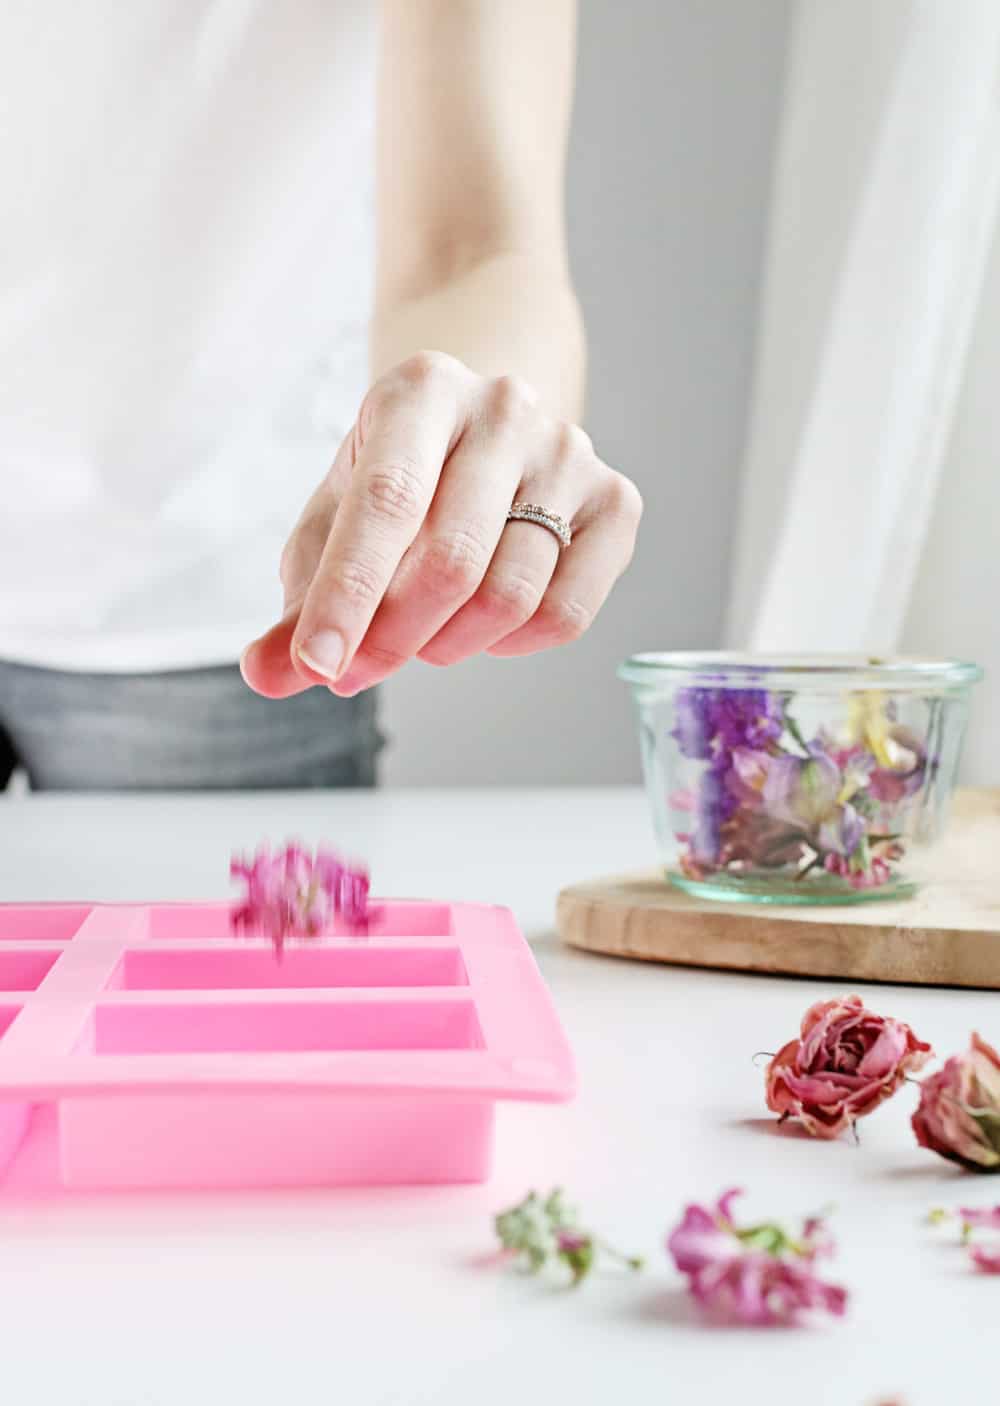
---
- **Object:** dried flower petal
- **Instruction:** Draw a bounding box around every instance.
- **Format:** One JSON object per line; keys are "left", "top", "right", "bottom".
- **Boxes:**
{"left": 231, "top": 841, "right": 370, "bottom": 952}
{"left": 671, "top": 689, "right": 921, "bottom": 890}
{"left": 958, "top": 1205, "right": 1000, "bottom": 1231}
{"left": 666, "top": 1190, "right": 847, "bottom": 1325}
{"left": 928, "top": 1203, "right": 1000, "bottom": 1274}
{"left": 970, "top": 1245, "right": 1000, "bottom": 1274}
{"left": 763, "top": 752, "right": 841, "bottom": 831}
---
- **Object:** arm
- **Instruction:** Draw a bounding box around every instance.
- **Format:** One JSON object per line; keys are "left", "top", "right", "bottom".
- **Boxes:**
{"left": 240, "top": 0, "right": 640, "bottom": 701}
{"left": 372, "top": 0, "right": 584, "bottom": 417}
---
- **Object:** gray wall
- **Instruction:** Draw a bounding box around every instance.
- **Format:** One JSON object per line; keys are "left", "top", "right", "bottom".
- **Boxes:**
{"left": 382, "top": 0, "right": 791, "bottom": 785}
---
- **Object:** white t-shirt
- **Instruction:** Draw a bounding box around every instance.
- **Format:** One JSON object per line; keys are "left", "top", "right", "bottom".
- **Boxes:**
{"left": 0, "top": 0, "right": 375, "bottom": 671}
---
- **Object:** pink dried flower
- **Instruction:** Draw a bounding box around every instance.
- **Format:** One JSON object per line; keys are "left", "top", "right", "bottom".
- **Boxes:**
{"left": 912, "top": 1033, "right": 1000, "bottom": 1172}
{"left": 958, "top": 1205, "right": 1000, "bottom": 1231}
{"left": 970, "top": 1245, "right": 1000, "bottom": 1274}
{"left": 765, "top": 995, "right": 932, "bottom": 1139}
{"left": 823, "top": 852, "right": 893, "bottom": 889}
{"left": 231, "top": 842, "right": 370, "bottom": 952}
{"left": 928, "top": 1204, "right": 1000, "bottom": 1273}
{"left": 666, "top": 1189, "right": 847, "bottom": 1326}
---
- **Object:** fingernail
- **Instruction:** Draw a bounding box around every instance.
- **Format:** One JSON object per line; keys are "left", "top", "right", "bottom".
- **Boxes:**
{"left": 296, "top": 630, "right": 346, "bottom": 681}
{"left": 238, "top": 643, "right": 255, "bottom": 683}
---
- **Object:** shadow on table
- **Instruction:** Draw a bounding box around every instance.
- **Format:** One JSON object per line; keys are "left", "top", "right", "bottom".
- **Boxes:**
{"left": 874, "top": 1161, "right": 971, "bottom": 1185}
{"left": 627, "top": 1286, "right": 802, "bottom": 1332}
{"left": 728, "top": 1116, "right": 815, "bottom": 1141}
{"left": 630, "top": 1287, "right": 700, "bottom": 1327}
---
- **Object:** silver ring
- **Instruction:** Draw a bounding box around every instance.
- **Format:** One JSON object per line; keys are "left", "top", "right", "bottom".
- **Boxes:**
{"left": 506, "top": 502, "right": 572, "bottom": 549}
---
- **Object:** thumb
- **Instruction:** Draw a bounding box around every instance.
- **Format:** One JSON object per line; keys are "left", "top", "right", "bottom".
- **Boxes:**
{"left": 239, "top": 604, "right": 315, "bottom": 699}
{"left": 239, "top": 432, "right": 355, "bottom": 698}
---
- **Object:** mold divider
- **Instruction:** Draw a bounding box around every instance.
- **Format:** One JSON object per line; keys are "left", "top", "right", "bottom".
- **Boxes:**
{"left": 0, "top": 907, "right": 146, "bottom": 1066}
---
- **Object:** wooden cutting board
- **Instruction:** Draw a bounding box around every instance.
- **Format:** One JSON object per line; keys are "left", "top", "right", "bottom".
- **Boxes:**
{"left": 557, "top": 788, "right": 1000, "bottom": 988}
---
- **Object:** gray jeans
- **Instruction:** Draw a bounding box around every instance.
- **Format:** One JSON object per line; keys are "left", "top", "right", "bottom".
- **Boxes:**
{"left": 0, "top": 660, "right": 382, "bottom": 791}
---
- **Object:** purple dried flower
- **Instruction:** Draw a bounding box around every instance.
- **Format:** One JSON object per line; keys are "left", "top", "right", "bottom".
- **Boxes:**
{"left": 672, "top": 688, "right": 784, "bottom": 763}
{"left": 727, "top": 747, "right": 772, "bottom": 806}
{"left": 692, "top": 768, "right": 726, "bottom": 865}
{"left": 763, "top": 752, "right": 842, "bottom": 830}
{"left": 672, "top": 689, "right": 713, "bottom": 760}
{"left": 716, "top": 690, "right": 784, "bottom": 752}
{"left": 817, "top": 802, "right": 865, "bottom": 858}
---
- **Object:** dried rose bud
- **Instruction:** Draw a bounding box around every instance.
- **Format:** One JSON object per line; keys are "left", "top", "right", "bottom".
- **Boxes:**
{"left": 912, "top": 1033, "right": 1000, "bottom": 1172}
{"left": 765, "top": 995, "right": 932, "bottom": 1140}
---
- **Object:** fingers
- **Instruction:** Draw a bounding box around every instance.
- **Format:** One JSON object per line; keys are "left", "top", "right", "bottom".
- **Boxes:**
{"left": 331, "top": 377, "right": 539, "bottom": 694}
{"left": 420, "top": 421, "right": 597, "bottom": 666}
{"left": 486, "top": 472, "right": 643, "bottom": 657}
{"left": 291, "top": 353, "right": 469, "bottom": 686}
{"left": 239, "top": 437, "right": 349, "bottom": 698}
{"left": 417, "top": 520, "right": 560, "bottom": 667}
{"left": 239, "top": 608, "right": 314, "bottom": 699}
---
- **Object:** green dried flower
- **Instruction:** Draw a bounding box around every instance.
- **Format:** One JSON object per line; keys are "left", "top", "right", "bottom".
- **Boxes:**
{"left": 494, "top": 1187, "right": 643, "bottom": 1287}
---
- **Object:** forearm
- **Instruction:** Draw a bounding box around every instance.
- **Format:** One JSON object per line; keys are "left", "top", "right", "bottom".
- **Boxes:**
{"left": 370, "top": 251, "right": 586, "bottom": 421}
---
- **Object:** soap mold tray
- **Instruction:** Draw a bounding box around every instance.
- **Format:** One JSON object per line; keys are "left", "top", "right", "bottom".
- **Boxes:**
{"left": 0, "top": 900, "right": 575, "bottom": 1190}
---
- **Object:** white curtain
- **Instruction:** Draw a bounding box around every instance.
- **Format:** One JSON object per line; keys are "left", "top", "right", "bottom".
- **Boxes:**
{"left": 726, "top": 0, "right": 1000, "bottom": 781}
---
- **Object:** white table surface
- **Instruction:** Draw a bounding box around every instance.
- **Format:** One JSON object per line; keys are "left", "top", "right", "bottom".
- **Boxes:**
{"left": 0, "top": 787, "right": 993, "bottom": 1406}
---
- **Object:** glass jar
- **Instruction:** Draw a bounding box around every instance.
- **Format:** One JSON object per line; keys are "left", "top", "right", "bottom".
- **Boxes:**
{"left": 619, "top": 653, "right": 982, "bottom": 905}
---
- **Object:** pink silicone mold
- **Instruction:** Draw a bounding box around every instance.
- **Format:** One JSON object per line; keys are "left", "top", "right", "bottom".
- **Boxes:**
{"left": 0, "top": 901, "right": 575, "bottom": 1191}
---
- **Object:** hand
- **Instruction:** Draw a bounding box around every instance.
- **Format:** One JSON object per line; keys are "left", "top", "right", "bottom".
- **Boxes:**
{"left": 240, "top": 351, "right": 642, "bottom": 699}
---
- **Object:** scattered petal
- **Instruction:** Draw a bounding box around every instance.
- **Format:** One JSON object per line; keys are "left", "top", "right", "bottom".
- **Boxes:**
{"left": 666, "top": 1191, "right": 847, "bottom": 1326}
{"left": 958, "top": 1205, "right": 1000, "bottom": 1231}
{"left": 926, "top": 1200, "right": 1000, "bottom": 1274}
{"left": 970, "top": 1244, "right": 1000, "bottom": 1274}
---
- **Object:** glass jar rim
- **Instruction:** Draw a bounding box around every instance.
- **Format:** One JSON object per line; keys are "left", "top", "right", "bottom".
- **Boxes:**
{"left": 618, "top": 651, "right": 983, "bottom": 692}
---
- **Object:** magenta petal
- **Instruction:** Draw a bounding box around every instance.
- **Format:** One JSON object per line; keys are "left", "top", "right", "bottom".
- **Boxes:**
{"left": 230, "top": 841, "right": 371, "bottom": 949}
{"left": 970, "top": 1245, "right": 1000, "bottom": 1274}
{"left": 667, "top": 1191, "right": 847, "bottom": 1326}
{"left": 734, "top": 1256, "right": 768, "bottom": 1324}
{"left": 716, "top": 1187, "right": 743, "bottom": 1226}
{"left": 856, "top": 1024, "right": 908, "bottom": 1079}
{"left": 959, "top": 1206, "right": 1000, "bottom": 1231}
{"left": 667, "top": 1206, "right": 734, "bottom": 1274}
{"left": 780, "top": 1072, "right": 865, "bottom": 1103}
